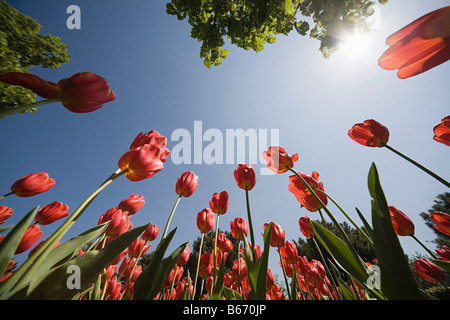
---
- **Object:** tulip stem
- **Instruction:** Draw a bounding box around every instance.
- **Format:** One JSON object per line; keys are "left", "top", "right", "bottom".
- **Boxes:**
{"left": 384, "top": 144, "right": 450, "bottom": 188}
{"left": 411, "top": 235, "right": 437, "bottom": 259}
{"left": 245, "top": 188, "right": 257, "bottom": 261}
{"left": 192, "top": 233, "right": 205, "bottom": 300}
{"left": 0, "top": 191, "right": 13, "bottom": 200}
{"left": 0, "top": 98, "right": 63, "bottom": 119}
{"left": 277, "top": 248, "right": 291, "bottom": 300}
{"left": 161, "top": 195, "right": 182, "bottom": 240}
{"left": 212, "top": 214, "right": 220, "bottom": 292}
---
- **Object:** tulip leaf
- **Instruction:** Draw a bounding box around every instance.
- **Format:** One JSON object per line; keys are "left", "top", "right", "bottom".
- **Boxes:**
{"left": 213, "top": 261, "right": 225, "bottom": 297}
{"left": 328, "top": 260, "right": 357, "bottom": 300}
{"left": 223, "top": 286, "right": 243, "bottom": 300}
{"left": 368, "top": 163, "right": 422, "bottom": 300}
{"left": 25, "top": 223, "right": 149, "bottom": 300}
{"left": 0, "top": 206, "right": 39, "bottom": 297}
{"left": 355, "top": 207, "right": 373, "bottom": 241}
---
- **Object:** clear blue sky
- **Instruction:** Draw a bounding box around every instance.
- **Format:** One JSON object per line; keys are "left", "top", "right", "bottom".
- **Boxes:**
{"left": 2, "top": 0, "right": 449, "bottom": 280}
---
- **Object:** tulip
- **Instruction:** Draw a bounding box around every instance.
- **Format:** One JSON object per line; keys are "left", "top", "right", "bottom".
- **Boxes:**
{"left": 388, "top": 206, "right": 415, "bottom": 236}
{"left": 118, "top": 144, "right": 165, "bottom": 182}
{"left": 0, "top": 206, "right": 12, "bottom": 225}
{"left": 141, "top": 223, "right": 160, "bottom": 241}
{"left": 198, "top": 252, "right": 212, "bottom": 279}
{"left": 175, "top": 171, "right": 199, "bottom": 197}
{"left": 34, "top": 201, "right": 70, "bottom": 225}
{"left": 433, "top": 116, "right": 450, "bottom": 146}
{"left": 118, "top": 195, "right": 145, "bottom": 215}
{"left": 264, "top": 222, "right": 285, "bottom": 248}
{"left": 215, "top": 232, "right": 233, "bottom": 252}
{"left": 230, "top": 217, "right": 248, "bottom": 241}
{"left": 348, "top": 119, "right": 389, "bottom": 147}
{"left": 10, "top": 172, "right": 55, "bottom": 197}
{"left": 231, "top": 257, "right": 247, "bottom": 282}
{"left": 233, "top": 164, "right": 256, "bottom": 191}
{"left": 288, "top": 172, "right": 327, "bottom": 212}
{"left": 262, "top": 146, "right": 298, "bottom": 174}
{"left": 16, "top": 224, "right": 43, "bottom": 254}
{"left": 280, "top": 241, "right": 298, "bottom": 265}
{"left": 98, "top": 208, "right": 131, "bottom": 238}
{"left": 431, "top": 211, "right": 450, "bottom": 236}
{"left": 413, "top": 258, "right": 446, "bottom": 284}
{"left": 127, "top": 237, "right": 151, "bottom": 258}
{"left": 436, "top": 246, "right": 450, "bottom": 262}
{"left": 177, "top": 246, "right": 191, "bottom": 267}
{"left": 209, "top": 191, "right": 229, "bottom": 215}
{"left": 196, "top": 208, "right": 215, "bottom": 234}
{"left": 378, "top": 6, "right": 450, "bottom": 79}
{"left": 299, "top": 216, "right": 315, "bottom": 238}
{"left": 129, "top": 130, "right": 170, "bottom": 161}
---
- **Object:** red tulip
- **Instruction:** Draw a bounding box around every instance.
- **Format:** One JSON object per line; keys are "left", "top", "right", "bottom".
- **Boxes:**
{"left": 433, "top": 116, "right": 450, "bottom": 147}
{"left": 34, "top": 201, "right": 69, "bottom": 225}
{"left": 98, "top": 208, "right": 131, "bottom": 238}
{"left": 0, "top": 72, "right": 116, "bottom": 113}
{"left": 127, "top": 237, "right": 151, "bottom": 258}
{"left": 118, "top": 194, "right": 145, "bottom": 215}
{"left": 413, "top": 258, "right": 446, "bottom": 284}
{"left": 262, "top": 146, "right": 298, "bottom": 174}
{"left": 198, "top": 252, "right": 212, "bottom": 279}
{"left": 118, "top": 144, "right": 165, "bottom": 181}
{"left": 10, "top": 172, "right": 55, "bottom": 197}
{"left": 233, "top": 164, "right": 256, "bottom": 191}
{"left": 231, "top": 257, "right": 246, "bottom": 282}
{"left": 16, "top": 224, "right": 43, "bottom": 254}
{"left": 196, "top": 208, "right": 215, "bottom": 234}
{"left": 299, "top": 216, "right": 315, "bottom": 238}
{"left": 280, "top": 241, "right": 298, "bottom": 265}
{"left": 177, "top": 246, "right": 191, "bottom": 267}
{"left": 388, "top": 206, "right": 415, "bottom": 236}
{"left": 348, "top": 119, "right": 389, "bottom": 147}
{"left": 230, "top": 217, "right": 248, "bottom": 241}
{"left": 0, "top": 206, "right": 12, "bottom": 225}
{"left": 436, "top": 246, "right": 450, "bottom": 262}
{"left": 264, "top": 222, "right": 285, "bottom": 248}
{"left": 431, "top": 211, "right": 450, "bottom": 236}
{"left": 175, "top": 171, "right": 199, "bottom": 197}
{"left": 288, "top": 172, "right": 327, "bottom": 212}
{"left": 141, "top": 223, "right": 160, "bottom": 241}
{"left": 209, "top": 191, "right": 229, "bottom": 215}
{"left": 378, "top": 6, "right": 450, "bottom": 79}
{"left": 129, "top": 130, "right": 170, "bottom": 161}
{"left": 215, "top": 232, "right": 233, "bottom": 252}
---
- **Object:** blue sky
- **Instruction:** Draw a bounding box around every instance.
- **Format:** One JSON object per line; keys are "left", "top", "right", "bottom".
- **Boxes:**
{"left": 2, "top": 0, "right": 449, "bottom": 281}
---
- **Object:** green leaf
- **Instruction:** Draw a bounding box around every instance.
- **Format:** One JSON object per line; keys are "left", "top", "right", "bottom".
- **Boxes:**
{"left": 368, "top": 163, "right": 422, "bottom": 300}
{"left": 25, "top": 223, "right": 149, "bottom": 300}
{"left": 328, "top": 261, "right": 357, "bottom": 300}
{"left": 132, "top": 228, "right": 177, "bottom": 300}
{"left": 213, "top": 261, "right": 225, "bottom": 297}
{"left": 223, "top": 286, "right": 242, "bottom": 300}
{"left": 0, "top": 206, "right": 39, "bottom": 295}
{"left": 355, "top": 207, "right": 373, "bottom": 241}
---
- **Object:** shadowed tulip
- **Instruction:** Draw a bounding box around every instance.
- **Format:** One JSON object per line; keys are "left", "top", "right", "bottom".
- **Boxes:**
{"left": 16, "top": 224, "right": 43, "bottom": 254}
{"left": 413, "top": 258, "right": 446, "bottom": 284}
{"left": 299, "top": 216, "right": 315, "bottom": 238}
{"left": 388, "top": 206, "right": 415, "bottom": 236}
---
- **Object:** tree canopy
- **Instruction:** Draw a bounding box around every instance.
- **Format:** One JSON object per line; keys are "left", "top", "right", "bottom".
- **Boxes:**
{"left": 166, "top": 0, "right": 389, "bottom": 67}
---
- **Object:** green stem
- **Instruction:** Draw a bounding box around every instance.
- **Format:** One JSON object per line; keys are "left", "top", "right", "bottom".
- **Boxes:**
{"left": 120, "top": 240, "right": 148, "bottom": 300}
{"left": 411, "top": 235, "right": 437, "bottom": 259}
{"left": 0, "top": 98, "right": 63, "bottom": 119}
{"left": 312, "top": 238, "right": 339, "bottom": 300}
{"left": 192, "top": 233, "right": 204, "bottom": 300}
{"left": 245, "top": 188, "right": 257, "bottom": 261}
{"left": 0, "top": 191, "right": 14, "bottom": 200}
{"left": 385, "top": 144, "right": 450, "bottom": 188}
{"left": 278, "top": 247, "right": 291, "bottom": 300}
{"left": 161, "top": 195, "right": 182, "bottom": 240}
{"left": 212, "top": 214, "right": 220, "bottom": 292}
{"left": 5, "top": 169, "right": 125, "bottom": 294}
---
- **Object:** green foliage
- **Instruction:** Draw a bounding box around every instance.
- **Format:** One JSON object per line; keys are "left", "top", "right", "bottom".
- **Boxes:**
{"left": 166, "top": 0, "right": 388, "bottom": 67}
{"left": 0, "top": 0, "right": 70, "bottom": 115}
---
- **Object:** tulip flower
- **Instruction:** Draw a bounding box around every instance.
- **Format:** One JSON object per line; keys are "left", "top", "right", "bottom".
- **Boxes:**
{"left": 98, "top": 208, "right": 131, "bottom": 238}
{"left": 0, "top": 72, "right": 115, "bottom": 116}
{"left": 34, "top": 201, "right": 70, "bottom": 225}
{"left": 413, "top": 258, "right": 446, "bottom": 284}
{"left": 431, "top": 211, "right": 450, "bottom": 236}
{"left": 262, "top": 146, "right": 298, "bottom": 174}
{"left": 198, "top": 252, "right": 212, "bottom": 279}
{"left": 230, "top": 217, "right": 248, "bottom": 241}
{"left": 348, "top": 119, "right": 389, "bottom": 148}
{"left": 433, "top": 116, "right": 450, "bottom": 146}
{"left": 175, "top": 171, "right": 199, "bottom": 197}
{"left": 0, "top": 206, "right": 12, "bottom": 225}
{"left": 9, "top": 172, "right": 55, "bottom": 198}
{"left": 233, "top": 164, "right": 256, "bottom": 191}
{"left": 141, "top": 223, "right": 160, "bottom": 242}
{"left": 378, "top": 6, "right": 450, "bottom": 79}
{"left": 280, "top": 241, "right": 299, "bottom": 265}
{"left": 118, "top": 195, "right": 145, "bottom": 215}
{"left": 129, "top": 130, "right": 170, "bottom": 161}
{"left": 118, "top": 144, "right": 165, "bottom": 182}
{"left": 15, "top": 224, "right": 43, "bottom": 254}
{"left": 215, "top": 233, "right": 233, "bottom": 252}
{"left": 436, "top": 246, "right": 450, "bottom": 262}
{"left": 288, "top": 172, "right": 327, "bottom": 212}
{"left": 177, "top": 246, "right": 191, "bottom": 267}
{"left": 388, "top": 206, "right": 415, "bottom": 236}
{"left": 299, "top": 216, "right": 315, "bottom": 238}
{"left": 127, "top": 237, "right": 151, "bottom": 258}
{"left": 209, "top": 191, "right": 229, "bottom": 215}
{"left": 264, "top": 222, "right": 285, "bottom": 248}
{"left": 196, "top": 208, "right": 215, "bottom": 234}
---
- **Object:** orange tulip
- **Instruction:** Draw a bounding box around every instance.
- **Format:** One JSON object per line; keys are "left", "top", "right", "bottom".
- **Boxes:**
{"left": 388, "top": 206, "right": 415, "bottom": 236}
{"left": 118, "top": 144, "right": 165, "bottom": 182}
{"left": 413, "top": 258, "right": 446, "bottom": 284}
{"left": 10, "top": 172, "right": 55, "bottom": 197}
{"left": 16, "top": 224, "right": 43, "bottom": 254}
{"left": 433, "top": 116, "right": 450, "bottom": 147}
{"left": 348, "top": 119, "right": 390, "bottom": 147}
{"left": 378, "top": 6, "right": 450, "bottom": 79}
{"left": 34, "top": 201, "right": 69, "bottom": 225}
{"left": 233, "top": 164, "right": 256, "bottom": 191}
{"left": 280, "top": 241, "right": 298, "bottom": 265}
{"left": 175, "top": 171, "right": 199, "bottom": 198}
{"left": 288, "top": 171, "right": 327, "bottom": 212}
{"left": 431, "top": 211, "right": 450, "bottom": 236}
{"left": 118, "top": 194, "right": 145, "bottom": 215}
{"left": 0, "top": 206, "right": 12, "bottom": 225}
{"left": 209, "top": 191, "right": 229, "bottom": 215}
{"left": 196, "top": 208, "right": 215, "bottom": 234}
{"left": 262, "top": 146, "right": 298, "bottom": 174}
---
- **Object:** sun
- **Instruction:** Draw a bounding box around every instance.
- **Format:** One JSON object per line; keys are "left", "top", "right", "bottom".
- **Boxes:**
{"left": 339, "top": 31, "right": 372, "bottom": 58}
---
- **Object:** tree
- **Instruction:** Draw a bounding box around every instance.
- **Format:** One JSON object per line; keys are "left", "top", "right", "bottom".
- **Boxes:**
{"left": 0, "top": 0, "right": 70, "bottom": 116}
{"left": 166, "top": 0, "right": 388, "bottom": 67}
{"left": 419, "top": 192, "right": 450, "bottom": 248}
